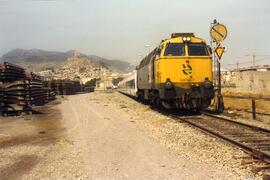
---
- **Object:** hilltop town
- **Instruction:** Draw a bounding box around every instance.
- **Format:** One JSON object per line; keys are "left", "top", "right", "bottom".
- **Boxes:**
{"left": 38, "top": 51, "right": 125, "bottom": 89}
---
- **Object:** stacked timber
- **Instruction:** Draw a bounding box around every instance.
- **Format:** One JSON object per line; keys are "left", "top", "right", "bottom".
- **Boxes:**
{"left": 54, "top": 80, "right": 81, "bottom": 95}
{"left": 62, "top": 80, "right": 81, "bottom": 95}
{"left": 0, "top": 85, "right": 4, "bottom": 112}
{"left": 46, "top": 88, "right": 56, "bottom": 101}
{"left": 0, "top": 62, "right": 26, "bottom": 82}
{"left": 27, "top": 74, "right": 47, "bottom": 106}
{"left": 0, "top": 62, "right": 56, "bottom": 116}
{"left": 0, "top": 62, "right": 83, "bottom": 116}
{"left": 82, "top": 86, "right": 95, "bottom": 93}
{"left": 0, "top": 63, "right": 29, "bottom": 115}
{"left": 0, "top": 81, "right": 33, "bottom": 115}
{"left": 55, "top": 80, "right": 64, "bottom": 95}
{"left": 44, "top": 80, "right": 56, "bottom": 101}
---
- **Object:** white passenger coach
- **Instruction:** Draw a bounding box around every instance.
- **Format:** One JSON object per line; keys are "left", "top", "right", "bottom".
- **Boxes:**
{"left": 118, "top": 71, "right": 137, "bottom": 97}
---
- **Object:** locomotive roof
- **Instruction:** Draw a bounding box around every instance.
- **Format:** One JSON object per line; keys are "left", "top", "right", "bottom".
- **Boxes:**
{"left": 161, "top": 35, "right": 206, "bottom": 45}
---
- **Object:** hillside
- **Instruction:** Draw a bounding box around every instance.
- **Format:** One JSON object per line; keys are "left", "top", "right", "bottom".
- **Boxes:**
{"left": 0, "top": 49, "right": 134, "bottom": 72}
{"left": 89, "top": 55, "right": 135, "bottom": 72}
{"left": 51, "top": 51, "right": 120, "bottom": 82}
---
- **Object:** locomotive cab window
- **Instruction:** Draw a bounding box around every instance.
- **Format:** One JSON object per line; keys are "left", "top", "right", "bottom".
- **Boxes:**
{"left": 188, "top": 43, "right": 209, "bottom": 56}
{"left": 164, "top": 43, "right": 185, "bottom": 56}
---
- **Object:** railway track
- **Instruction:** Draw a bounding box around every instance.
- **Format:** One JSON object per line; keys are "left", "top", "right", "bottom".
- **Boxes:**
{"left": 119, "top": 92, "right": 270, "bottom": 164}
{"left": 171, "top": 112, "right": 270, "bottom": 164}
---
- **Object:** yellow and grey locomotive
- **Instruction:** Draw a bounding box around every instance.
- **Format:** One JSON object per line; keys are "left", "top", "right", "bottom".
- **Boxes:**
{"left": 120, "top": 33, "right": 214, "bottom": 110}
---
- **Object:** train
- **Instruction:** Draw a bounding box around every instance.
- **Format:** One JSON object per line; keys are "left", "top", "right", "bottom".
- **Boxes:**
{"left": 118, "top": 33, "right": 214, "bottom": 111}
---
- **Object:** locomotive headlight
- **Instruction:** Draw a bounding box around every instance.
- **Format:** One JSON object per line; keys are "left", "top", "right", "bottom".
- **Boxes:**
{"left": 165, "top": 80, "right": 173, "bottom": 89}
{"left": 182, "top": 37, "right": 191, "bottom": 42}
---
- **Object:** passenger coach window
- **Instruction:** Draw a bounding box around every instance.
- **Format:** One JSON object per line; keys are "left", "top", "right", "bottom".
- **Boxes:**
{"left": 164, "top": 43, "right": 185, "bottom": 56}
{"left": 188, "top": 43, "right": 209, "bottom": 56}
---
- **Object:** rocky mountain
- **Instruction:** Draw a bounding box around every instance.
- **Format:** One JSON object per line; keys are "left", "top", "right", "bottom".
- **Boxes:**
{"left": 0, "top": 49, "right": 134, "bottom": 72}
{"left": 89, "top": 55, "right": 135, "bottom": 72}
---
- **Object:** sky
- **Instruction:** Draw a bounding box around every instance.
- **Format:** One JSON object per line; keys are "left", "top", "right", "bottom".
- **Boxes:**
{"left": 0, "top": 0, "right": 269, "bottom": 68}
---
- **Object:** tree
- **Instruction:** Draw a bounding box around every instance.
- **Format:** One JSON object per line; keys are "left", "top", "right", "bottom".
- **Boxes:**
{"left": 79, "top": 67, "right": 87, "bottom": 73}
{"left": 85, "top": 78, "right": 98, "bottom": 87}
{"left": 112, "top": 77, "right": 124, "bottom": 86}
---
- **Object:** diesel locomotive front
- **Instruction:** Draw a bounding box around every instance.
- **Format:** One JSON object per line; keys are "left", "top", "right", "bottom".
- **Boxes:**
{"left": 136, "top": 33, "right": 214, "bottom": 110}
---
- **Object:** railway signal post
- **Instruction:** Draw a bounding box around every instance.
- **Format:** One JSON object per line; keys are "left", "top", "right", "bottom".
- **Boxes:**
{"left": 210, "top": 20, "right": 228, "bottom": 113}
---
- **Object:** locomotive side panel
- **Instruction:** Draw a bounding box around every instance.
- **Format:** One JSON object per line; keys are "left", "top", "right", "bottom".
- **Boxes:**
{"left": 137, "top": 65, "right": 151, "bottom": 90}
{"left": 137, "top": 52, "right": 155, "bottom": 90}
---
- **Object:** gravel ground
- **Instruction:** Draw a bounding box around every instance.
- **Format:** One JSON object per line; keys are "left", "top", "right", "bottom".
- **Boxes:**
{"left": 0, "top": 92, "right": 265, "bottom": 179}
{"left": 60, "top": 93, "right": 246, "bottom": 179}
{"left": 89, "top": 91, "right": 264, "bottom": 179}
{"left": 0, "top": 100, "right": 86, "bottom": 180}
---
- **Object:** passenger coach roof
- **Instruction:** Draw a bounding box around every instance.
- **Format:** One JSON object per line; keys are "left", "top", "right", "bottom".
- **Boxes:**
{"left": 118, "top": 71, "right": 136, "bottom": 85}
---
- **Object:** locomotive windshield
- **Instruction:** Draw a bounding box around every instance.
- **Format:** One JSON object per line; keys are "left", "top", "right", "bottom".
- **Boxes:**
{"left": 188, "top": 43, "right": 209, "bottom": 56}
{"left": 164, "top": 43, "right": 185, "bottom": 56}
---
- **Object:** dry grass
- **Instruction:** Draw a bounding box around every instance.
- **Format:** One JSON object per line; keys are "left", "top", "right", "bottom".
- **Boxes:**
{"left": 222, "top": 88, "right": 270, "bottom": 98}
{"left": 224, "top": 97, "right": 270, "bottom": 114}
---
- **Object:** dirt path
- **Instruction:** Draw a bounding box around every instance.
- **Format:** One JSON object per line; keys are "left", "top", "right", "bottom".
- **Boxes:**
{"left": 0, "top": 100, "right": 85, "bottom": 180}
{"left": 1, "top": 92, "right": 260, "bottom": 179}
{"left": 59, "top": 93, "right": 239, "bottom": 179}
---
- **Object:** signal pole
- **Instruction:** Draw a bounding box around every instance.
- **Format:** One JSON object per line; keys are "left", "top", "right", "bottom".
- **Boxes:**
{"left": 216, "top": 34, "right": 221, "bottom": 99}
{"left": 210, "top": 19, "right": 227, "bottom": 113}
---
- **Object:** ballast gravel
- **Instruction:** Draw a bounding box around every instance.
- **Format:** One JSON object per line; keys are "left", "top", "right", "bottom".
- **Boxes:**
{"left": 88, "top": 91, "right": 264, "bottom": 180}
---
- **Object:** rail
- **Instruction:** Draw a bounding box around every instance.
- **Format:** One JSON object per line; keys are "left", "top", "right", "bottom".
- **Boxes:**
{"left": 172, "top": 113, "right": 270, "bottom": 163}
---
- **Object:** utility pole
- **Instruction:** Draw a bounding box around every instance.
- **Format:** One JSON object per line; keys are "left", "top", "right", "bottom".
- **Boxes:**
{"left": 252, "top": 53, "right": 256, "bottom": 66}
{"left": 246, "top": 53, "right": 270, "bottom": 66}
{"left": 246, "top": 53, "right": 256, "bottom": 66}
